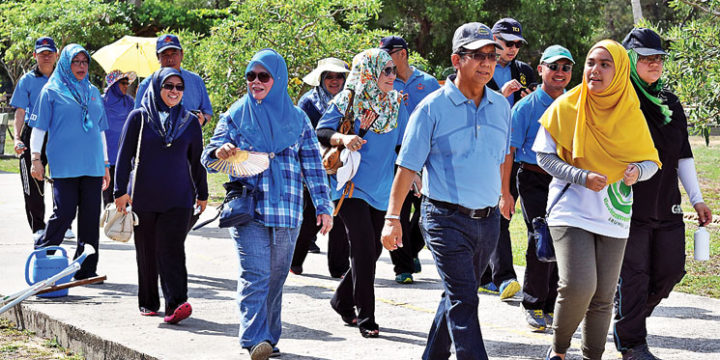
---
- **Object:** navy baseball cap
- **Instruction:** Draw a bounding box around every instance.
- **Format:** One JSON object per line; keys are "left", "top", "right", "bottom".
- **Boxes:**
{"left": 452, "top": 22, "right": 503, "bottom": 53}
{"left": 622, "top": 28, "right": 668, "bottom": 56}
{"left": 35, "top": 37, "right": 57, "bottom": 53}
{"left": 379, "top": 36, "right": 408, "bottom": 53}
{"left": 156, "top": 34, "right": 182, "bottom": 54}
{"left": 492, "top": 18, "right": 527, "bottom": 44}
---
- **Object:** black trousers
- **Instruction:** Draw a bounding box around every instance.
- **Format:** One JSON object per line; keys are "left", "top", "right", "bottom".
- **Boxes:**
{"left": 517, "top": 167, "right": 558, "bottom": 311}
{"left": 291, "top": 187, "right": 349, "bottom": 276}
{"left": 613, "top": 219, "right": 686, "bottom": 351}
{"left": 330, "top": 198, "right": 384, "bottom": 328}
{"left": 479, "top": 162, "right": 519, "bottom": 286}
{"left": 134, "top": 207, "right": 193, "bottom": 314}
{"left": 101, "top": 165, "right": 115, "bottom": 208}
{"left": 34, "top": 176, "right": 102, "bottom": 279}
{"left": 19, "top": 124, "right": 47, "bottom": 233}
{"left": 389, "top": 191, "right": 424, "bottom": 275}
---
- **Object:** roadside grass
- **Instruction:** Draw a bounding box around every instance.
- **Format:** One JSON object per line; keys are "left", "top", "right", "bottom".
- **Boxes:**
{"left": 0, "top": 318, "right": 84, "bottom": 359}
{"left": 0, "top": 124, "right": 18, "bottom": 173}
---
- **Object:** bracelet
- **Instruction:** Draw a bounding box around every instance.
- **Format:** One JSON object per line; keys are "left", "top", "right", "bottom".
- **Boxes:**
{"left": 384, "top": 214, "right": 400, "bottom": 221}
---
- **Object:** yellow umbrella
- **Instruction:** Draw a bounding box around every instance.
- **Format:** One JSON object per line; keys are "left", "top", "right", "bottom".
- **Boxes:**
{"left": 92, "top": 36, "right": 160, "bottom": 78}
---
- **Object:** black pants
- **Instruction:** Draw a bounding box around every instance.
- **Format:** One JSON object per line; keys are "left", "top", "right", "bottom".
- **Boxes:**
{"left": 479, "top": 162, "right": 519, "bottom": 286}
{"left": 291, "top": 187, "right": 349, "bottom": 276}
{"left": 34, "top": 176, "right": 102, "bottom": 279}
{"left": 517, "top": 167, "right": 558, "bottom": 311}
{"left": 613, "top": 219, "right": 685, "bottom": 351}
{"left": 101, "top": 165, "right": 115, "bottom": 207}
{"left": 134, "top": 207, "right": 193, "bottom": 314}
{"left": 390, "top": 192, "right": 424, "bottom": 275}
{"left": 19, "top": 124, "right": 47, "bottom": 233}
{"left": 330, "top": 198, "right": 384, "bottom": 329}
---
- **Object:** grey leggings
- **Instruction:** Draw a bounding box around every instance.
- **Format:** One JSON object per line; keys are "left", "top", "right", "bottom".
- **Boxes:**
{"left": 550, "top": 226, "right": 627, "bottom": 360}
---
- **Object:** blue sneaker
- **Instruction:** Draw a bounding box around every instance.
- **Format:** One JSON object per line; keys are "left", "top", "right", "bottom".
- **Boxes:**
{"left": 395, "top": 273, "right": 414, "bottom": 284}
{"left": 545, "top": 347, "right": 562, "bottom": 360}
{"left": 499, "top": 279, "right": 521, "bottom": 300}
{"left": 478, "top": 282, "right": 499, "bottom": 294}
{"left": 545, "top": 312, "right": 554, "bottom": 327}
{"left": 524, "top": 309, "right": 546, "bottom": 332}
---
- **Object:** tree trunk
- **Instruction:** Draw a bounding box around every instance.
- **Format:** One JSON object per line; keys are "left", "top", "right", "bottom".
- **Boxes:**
{"left": 631, "top": 0, "right": 643, "bottom": 23}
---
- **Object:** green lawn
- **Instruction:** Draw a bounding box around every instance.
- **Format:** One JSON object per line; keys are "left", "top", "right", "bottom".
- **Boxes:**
{"left": 0, "top": 124, "right": 18, "bottom": 173}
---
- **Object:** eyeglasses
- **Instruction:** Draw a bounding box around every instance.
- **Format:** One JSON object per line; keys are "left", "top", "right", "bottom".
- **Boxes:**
{"left": 544, "top": 63, "right": 573, "bottom": 72}
{"left": 324, "top": 74, "right": 345, "bottom": 80}
{"left": 502, "top": 40, "right": 523, "bottom": 49}
{"left": 637, "top": 55, "right": 665, "bottom": 64}
{"left": 71, "top": 60, "right": 89, "bottom": 66}
{"left": 161, "top": 83, "right": 185, "bottom": 91}
{"left": 457, "top": 51, "right": 498, "bottom": 62}
{"left": 246, "top": 71, "right": 272, "bottom": 83}
{"left": 118, "top": 81, "right": 130, "bottom": 86}
{"left": 381, "top": 66, "right": 397, "bottom": 76}
{"left": 388, "top": 49, "right": 404, "bottom": 55}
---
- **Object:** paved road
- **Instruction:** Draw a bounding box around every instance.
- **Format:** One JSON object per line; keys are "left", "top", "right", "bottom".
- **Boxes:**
{"left": 1, "top": 172, "right": 719, "bottom": 359}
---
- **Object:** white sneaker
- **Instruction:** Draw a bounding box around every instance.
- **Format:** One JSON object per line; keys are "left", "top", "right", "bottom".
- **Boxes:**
{"left": 64, "top": 229, "right": 75, "bottom": 239}
{"left": 33, "top": 229, "right": 45, "bottom": 242}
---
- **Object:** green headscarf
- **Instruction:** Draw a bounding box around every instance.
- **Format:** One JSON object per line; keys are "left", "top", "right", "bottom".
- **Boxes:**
{"left": 628, "top": 49, "right": 672, "bottom": 125}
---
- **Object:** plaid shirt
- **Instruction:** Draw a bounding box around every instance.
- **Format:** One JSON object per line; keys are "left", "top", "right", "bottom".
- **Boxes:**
{"left": 202, "top": 113, "right": 333, "bottom": 228}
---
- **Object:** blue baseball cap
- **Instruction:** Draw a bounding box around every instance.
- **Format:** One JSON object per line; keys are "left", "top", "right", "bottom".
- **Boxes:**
{"left": 540, "top": 45, "right": 575, "bottom": 64}
{"left": 622, "top": 28, "right": 668, "bottom": 56}
{"left": 156, "top": 34, "right": 182, "bottom": 54}
{"left": 452, "top": 22, "right": 503, "bottom": 53}
{"left": 35, "top": 37, "right": 57, "bottom": 53}
{"left": 492, "top": 18, "right": 527, "bottom": 44}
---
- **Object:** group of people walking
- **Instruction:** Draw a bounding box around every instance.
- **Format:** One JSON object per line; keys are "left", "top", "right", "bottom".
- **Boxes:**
{"left": 9, "top": 16, "right": 712, "bottom": 360}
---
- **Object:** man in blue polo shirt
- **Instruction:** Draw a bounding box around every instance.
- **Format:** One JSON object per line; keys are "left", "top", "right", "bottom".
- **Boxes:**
{"left": 10, "top": 36, "right": 58, "bottom": 238}
{"left": 379, "top": 35, "right": 441, "bottom": 284}
{"left": 381, "top": 23, "right": 511, "bottom": 360}
{"left": 135, "top": 34, "right": 213, "bottom": 126}
{"left": 502, "top": 45, "right": 574, "bottom": 332}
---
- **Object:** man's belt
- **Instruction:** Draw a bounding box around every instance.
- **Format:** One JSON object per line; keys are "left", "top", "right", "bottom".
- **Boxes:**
{"left": 520, "top": 162, "right": 548, "bottom": 176}
{"left": 426, "top": 197, "right": 494, "bottom": 219}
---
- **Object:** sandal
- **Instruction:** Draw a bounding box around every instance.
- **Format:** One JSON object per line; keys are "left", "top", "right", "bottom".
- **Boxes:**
{"left": 341, "top": 314, "right": 358, "bottom": 327}
{"left": 359, "top": 323, "right": 379, "bottom": 338}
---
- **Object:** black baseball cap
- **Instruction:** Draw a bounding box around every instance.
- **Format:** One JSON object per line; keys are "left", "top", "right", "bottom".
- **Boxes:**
{"left": 622, "top": 28, "right": 668, "bottom": 56}
{"left": 492, "top": 18, "right": 527, "bottom": 44}
{"left": 379, "top": 36, "right": 408, "bottom": 53}
{"left": 35, "top": 37, "right": 57, "bottom": 53}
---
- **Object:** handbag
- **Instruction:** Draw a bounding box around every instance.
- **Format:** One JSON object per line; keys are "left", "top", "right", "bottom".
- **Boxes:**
{"left": 192, "top": 179, "right": 260, "bottom": 230}
{"left": 101, "top": 112, "right": 144, "bottom": 242}
{"left": 321, "top": 90, "right": 355, "bottom": 175}
{"left": 532, "top": 183, "right": 571, "bottom": 263}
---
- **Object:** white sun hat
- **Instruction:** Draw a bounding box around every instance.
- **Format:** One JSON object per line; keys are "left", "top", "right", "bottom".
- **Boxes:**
{"left": 302, "top": 57, "right": 350, "bottom": 87}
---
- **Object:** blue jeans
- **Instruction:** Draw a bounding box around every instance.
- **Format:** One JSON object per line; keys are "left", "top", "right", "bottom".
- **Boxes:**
{"left": 230, "top": 220, "right": 300, "bottom": 349}
{"left": 420, "top": 198, "right": 500, "bottom": 360}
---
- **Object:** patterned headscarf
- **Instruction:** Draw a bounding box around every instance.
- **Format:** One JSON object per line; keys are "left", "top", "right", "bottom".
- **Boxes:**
{"left": 331, "top": 49, "right": 402, "bottom": 134}
{"left": 45, "top": 44, "right": 99, "bottom": 132}
{"left": 103, "top": 70, "right": 135, "bottom": 118}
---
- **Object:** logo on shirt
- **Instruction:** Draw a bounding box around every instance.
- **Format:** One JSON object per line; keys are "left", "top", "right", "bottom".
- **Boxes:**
{"left": 91, "top": 97, "right": 96, "bottom": 101}
{"left": 520, "top": 73, "right": 527, "bottom": 85}
{"left": 416, "top": 83, "right": 425, "bottom": 91}
{"left": 671, "top": 204, "right": 683, "bottom": 214}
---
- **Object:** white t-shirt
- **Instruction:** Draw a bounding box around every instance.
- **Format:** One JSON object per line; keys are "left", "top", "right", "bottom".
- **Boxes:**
{"left": 532, "top": 127, "right": 633, "bottom": 239}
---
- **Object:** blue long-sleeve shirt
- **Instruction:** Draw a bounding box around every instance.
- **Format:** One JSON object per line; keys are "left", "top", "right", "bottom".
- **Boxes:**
{"left": 114, "top": 109, "right": 208, "bottom": 212}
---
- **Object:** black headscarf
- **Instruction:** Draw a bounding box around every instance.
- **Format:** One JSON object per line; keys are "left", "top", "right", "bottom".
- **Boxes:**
{"left": 139, "top": 67, "right": 194, "bottom": 147}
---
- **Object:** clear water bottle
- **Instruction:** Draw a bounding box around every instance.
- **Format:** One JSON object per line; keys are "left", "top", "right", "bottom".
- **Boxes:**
{"left": 694, "top": 227, "right": 710, "bottom": 261}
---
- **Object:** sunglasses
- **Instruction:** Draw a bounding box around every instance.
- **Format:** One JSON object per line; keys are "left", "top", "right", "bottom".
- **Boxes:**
{"left": 637, "top": 55, "right": 665, "bottom": 64}
{"left": 501, "top": 40, "right": 523, "bottom": 49}
{"left": 246, "top": 71, "right": 272, "bottom": 83}
{"left": 161, "top": 83, "right": 185, "bottom": 91}
{"left": 325, "top": 74, "right": 345, "bottom": 80}
{"left": 544, "top": 63, "right": 573, "bottom": 72}
{"left": 458, "top": 51, "right": 498, "bottom": 62}
{"left": 381, "top": 66, "right": 398, "bottom": 76}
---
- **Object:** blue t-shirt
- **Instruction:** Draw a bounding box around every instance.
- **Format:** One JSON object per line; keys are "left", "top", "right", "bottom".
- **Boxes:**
{"left": 316, "top": 104, "right": 409, "bottom": 211}
{"left": 394, "top": 67, "right": 441, "bottom": 114}
{"left": 9, "top": 71, "right": 50, "bottom": 124}
{"left": 396, "top": 76, "right": 511, "bottom": 209}
{"left": 135, "top": 68, "right": 213, "bottom": 115}
{"left": 510, "top": 87, "right": 556, "bottom": 165}
{"left": 30, "top": 86, "right": 108, "bottom": 178}
{"left": 493, "top": 63, "right": 514, "bottom": 107}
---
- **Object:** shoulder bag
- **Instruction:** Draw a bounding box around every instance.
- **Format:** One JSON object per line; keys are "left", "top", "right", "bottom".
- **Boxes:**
{"left": 532, "top": 182, "right": 571, "bottom": 263}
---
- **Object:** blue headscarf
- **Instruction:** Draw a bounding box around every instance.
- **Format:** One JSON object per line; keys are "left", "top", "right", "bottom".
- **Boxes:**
{"left": 139, "top": 67, "right": 194, "bottom": 147}
{"left": 308, "top": 72, "right": 342, "bottom": 114}
{"left": 103, "top": 80, "right": 134, "bottom": 123}
{"left": 45, "top": 44, "right": 98, "bottom": 132}
{"left": 226, "top": 49, "right": 305, "bottom": 204}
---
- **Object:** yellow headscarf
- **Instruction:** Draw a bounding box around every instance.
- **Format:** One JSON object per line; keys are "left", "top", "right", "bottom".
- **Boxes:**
{"left": 540, "top": 39, "right": 661, "bottom": 184}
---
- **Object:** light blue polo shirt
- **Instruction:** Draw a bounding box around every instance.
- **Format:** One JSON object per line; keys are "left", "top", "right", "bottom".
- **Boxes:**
{"left": 396, "top": 76, "right": 511, "bottom": 209}
{"left": 135, "top": 67, "right": 213, "bottom": 115}
{"left": 510, "top": 87, "right": 555, "bottom": 165}
{"left": 9, "top": 71, "right": 50, "bottom": 124}
{"left": 394, "top": 67, "right": 441, "bottom": 114}
{"left": 493, "top": 63, "right": 514, "bottom": 106}
{"left": 316, "top": 103, "right": 409, "bottom": 211}
{"left": 30, "top": 86, "right": 108, "bottom": 178}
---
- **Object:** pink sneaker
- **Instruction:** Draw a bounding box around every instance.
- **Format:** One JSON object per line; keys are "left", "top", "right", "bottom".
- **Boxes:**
{"left": 164, "top": 302, "right": 192, "bottom": 324}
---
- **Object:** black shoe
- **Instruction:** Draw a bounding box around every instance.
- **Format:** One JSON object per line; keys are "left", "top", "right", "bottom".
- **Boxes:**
{"left": 622, "top": 344, "right": 660, "bottom": 360}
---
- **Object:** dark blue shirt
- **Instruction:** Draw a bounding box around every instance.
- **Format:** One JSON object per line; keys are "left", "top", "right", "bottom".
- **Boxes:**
{"left": 114, "top": 109, "right": 208, "bottom": 212}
